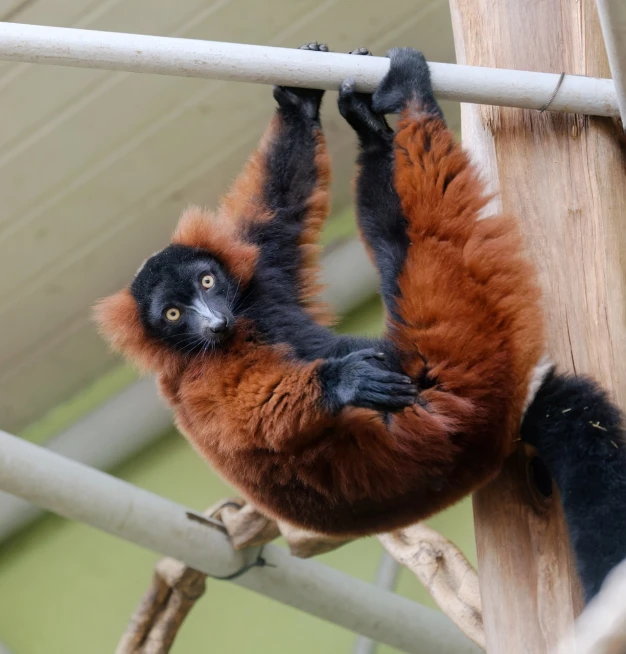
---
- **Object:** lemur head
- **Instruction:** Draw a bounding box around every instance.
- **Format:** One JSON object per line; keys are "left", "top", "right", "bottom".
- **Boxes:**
{"left": 94, "top": 206, "right": 259, "bottom": 373}
{"left": 131, "top": 244, "right": 238, "bottom": 353}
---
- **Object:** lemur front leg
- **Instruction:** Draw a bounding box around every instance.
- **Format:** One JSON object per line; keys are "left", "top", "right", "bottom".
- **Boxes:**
{"left": 265, "top": 41, "right": 328, "bottom": 219}
{"left": 218, "top": 42, "right": 331, "bottom": 307}
{"left": 271, "top": 41, "right": 328, "bottom": 123}
{"left": 292, "top": 48, "right": 415, "bottom": 372}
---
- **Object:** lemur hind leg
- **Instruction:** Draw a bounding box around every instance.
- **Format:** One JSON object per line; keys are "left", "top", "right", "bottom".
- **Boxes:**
{"left": 364, "top": 48, "right": 534, "bottom": 405}
{"left": 338, "top": 48, "right": 495, "bottom": 393}
{"left": 233, "top": 44, "right": 403, "bottom": 368}
{"left": 337, "top": 49, "right": 393, "bottom": 144}
{"left": 337, "top": 50, "right": 409, "bottom": 323}
{"left": 371, "top": 48, "right": 485, "bottom": 271}
{"left": 293, "top": 47, "right": 405, "bottom": 363}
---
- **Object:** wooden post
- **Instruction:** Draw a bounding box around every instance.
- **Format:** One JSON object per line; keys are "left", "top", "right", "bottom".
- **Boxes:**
{"left": 449, "top": 0, "right": 626, "bottom": 651}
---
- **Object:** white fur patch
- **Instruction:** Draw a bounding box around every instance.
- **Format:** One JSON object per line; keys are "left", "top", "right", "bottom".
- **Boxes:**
{"left": 522, "top": 354, "right": 553, "bottom": 414}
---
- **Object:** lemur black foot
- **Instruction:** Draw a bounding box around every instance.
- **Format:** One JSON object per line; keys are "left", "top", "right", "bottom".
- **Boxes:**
{"left": 338, "top": 48, "right": 391, "bottom": 140}
{"left": 272, "top": 42, "right": 330, "bottom": 121}
{"left": 349, "top": 47, "right": 372, "bottom": 56}
{"left": 372, "top": 47, "right": 442, "bottom": 118}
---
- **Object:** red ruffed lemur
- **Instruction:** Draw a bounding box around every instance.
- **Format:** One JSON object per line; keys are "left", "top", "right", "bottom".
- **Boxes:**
{"left": 95, "top": 45, "right": 626, "bottom": 602}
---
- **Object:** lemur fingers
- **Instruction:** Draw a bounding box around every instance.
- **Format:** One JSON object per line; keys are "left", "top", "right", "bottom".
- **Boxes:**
{"left": 319, "top": 349, "right": 417, "bottom": 414}
{"left": 337, "top": 48, "right": 391, "bottom": 140}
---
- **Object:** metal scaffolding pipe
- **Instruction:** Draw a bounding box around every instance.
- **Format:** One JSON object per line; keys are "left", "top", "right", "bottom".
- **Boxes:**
{"left": 596, "top": 0, "right": 626, "bottom": 125}
{"left": 0, "top": 430, "right": 480, "bottom": 654}
{"left": 0, "top": 22, "right": 618, "bottom": 117}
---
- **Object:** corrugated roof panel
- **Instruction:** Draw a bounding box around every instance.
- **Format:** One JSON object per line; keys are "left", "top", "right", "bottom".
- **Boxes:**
{"left": 0, "top": 0, "right": 458, "bottom": 431}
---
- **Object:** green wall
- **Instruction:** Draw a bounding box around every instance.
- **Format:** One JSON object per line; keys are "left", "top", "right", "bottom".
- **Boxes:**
{"left": 0, "top": 297, "right": 476, "bottom": 654}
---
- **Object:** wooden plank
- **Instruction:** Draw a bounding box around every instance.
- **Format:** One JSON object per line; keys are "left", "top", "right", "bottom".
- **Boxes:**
{"left": 0, "top": 0, "right": 307, "bottom": 225}
{"left": 449, "top": 0, "right": 626, "bottom": 651}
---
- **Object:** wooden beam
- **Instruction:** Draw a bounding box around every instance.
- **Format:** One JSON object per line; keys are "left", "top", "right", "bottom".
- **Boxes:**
{"left": 449, "top": 0, "right": 626, "bottom": 651}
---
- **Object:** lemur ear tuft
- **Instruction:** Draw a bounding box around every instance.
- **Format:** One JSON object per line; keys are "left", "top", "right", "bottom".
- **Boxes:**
{"left": 172, "top": 206, "right": 259, "bottom": 285}
{"left": 92, "top": 288, "right": 178, "bottom": 374}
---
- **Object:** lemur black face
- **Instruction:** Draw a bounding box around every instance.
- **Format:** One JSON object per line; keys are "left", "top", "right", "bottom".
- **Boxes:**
{"left": 131, "top": 244, "right": 239, "bottom": 354}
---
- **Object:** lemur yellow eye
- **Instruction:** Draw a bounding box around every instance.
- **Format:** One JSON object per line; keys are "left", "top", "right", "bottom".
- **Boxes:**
{"left": 201, "top": 274, "right": 215, "bottom": 289}
{"left": 165, "top": 307, "right": 181, "bottom": 322}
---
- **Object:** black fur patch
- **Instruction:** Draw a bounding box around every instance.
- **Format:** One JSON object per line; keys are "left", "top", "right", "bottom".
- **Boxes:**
{"left": 521, "top": 369, "right": 626, "bottom": 602}
{"left": 337, "top": 80, "right": 410, "bottom": 322}
{"left": 131, "top": 244, "right": 238, "bottom": 353}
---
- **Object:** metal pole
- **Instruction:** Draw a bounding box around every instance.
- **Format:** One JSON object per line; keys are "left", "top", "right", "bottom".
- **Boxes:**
{"left": 0, "top": 430, "right": 479, "bottom": 654}
{"left": 353, "top": 551, "right": 402, "bottom": 654}
{"left": 0, "top": 22, "right": 618, "bottom": 117}
{"left": 596, "top": 0, "right": 626, "bottom": 125}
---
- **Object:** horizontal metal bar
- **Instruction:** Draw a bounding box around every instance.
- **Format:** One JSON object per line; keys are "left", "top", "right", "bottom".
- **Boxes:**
{"left": 0, "top": 430, "right": 480, "bottom": 654}
{"left": 596, "top": 0, "right": 626, "bottom": 124}
{"left": 0, "top": 22, "right": 618, "bottom": 117}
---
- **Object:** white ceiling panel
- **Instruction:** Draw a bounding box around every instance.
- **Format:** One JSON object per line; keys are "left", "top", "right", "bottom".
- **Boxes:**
{"left": 0, "top": 0, "right": 459, "bottom": 431}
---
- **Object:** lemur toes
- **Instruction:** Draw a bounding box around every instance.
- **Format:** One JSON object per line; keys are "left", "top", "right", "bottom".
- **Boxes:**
{"left": 300, "top": 41, "right": 330, "bottom": 52}
{"left": 349, "top": 47, "right": 373, "bottom": 56}
{"left": 337, "top": 47, "right": 373, "bottom": 112}
{"left": 337, "top": 79, "right": 366, "bottom": 116}
{"left": 372, "top": 47, "right": 442, "bottom": 117}
{"left": 273, "top": 43, "right": 330, "bottom": 120}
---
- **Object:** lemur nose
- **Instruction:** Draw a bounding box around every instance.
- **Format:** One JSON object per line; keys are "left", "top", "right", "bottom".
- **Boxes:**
{"left": 210, "top": 316, "right": 228, "bottom": 333}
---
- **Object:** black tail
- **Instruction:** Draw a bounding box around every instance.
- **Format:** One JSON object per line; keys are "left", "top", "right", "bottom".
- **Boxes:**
{"left": 521, "top": 369, "right": 626, "bottom": 602}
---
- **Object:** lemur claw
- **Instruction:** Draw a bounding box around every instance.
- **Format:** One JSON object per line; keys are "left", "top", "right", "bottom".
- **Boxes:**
{"left": 349, "top": 47, "right": 373, "bottom": 56}
{"left": 272, "top": 42, "right": 330, "bottom": 120}
{"left": 300, "top": 42, "right": 329, "bottom": 52}
{"left": 338, "top": 51, "right": 390, "bottom": 137}
{"left": 340, "top": 78, "right": 356, "bottom": 95}
{"left": 372, "top": 47, "right": 442, "bottom": 117}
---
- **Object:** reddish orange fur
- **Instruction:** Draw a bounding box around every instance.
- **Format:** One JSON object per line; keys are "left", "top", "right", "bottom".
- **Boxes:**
{"left": 95, "top": 108, "right": 545, "bottom": 536}
{"left": 391, "top": 111, "right": 544, "bottom": 450}
{"left": 94, "top": 288, "right": 183, "bottom": 378}
{"left": 217, "top": 116, "right": 277, "bottom": 227}
{"left": 172, "top": 206, "right": 259, "bottom": 286}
